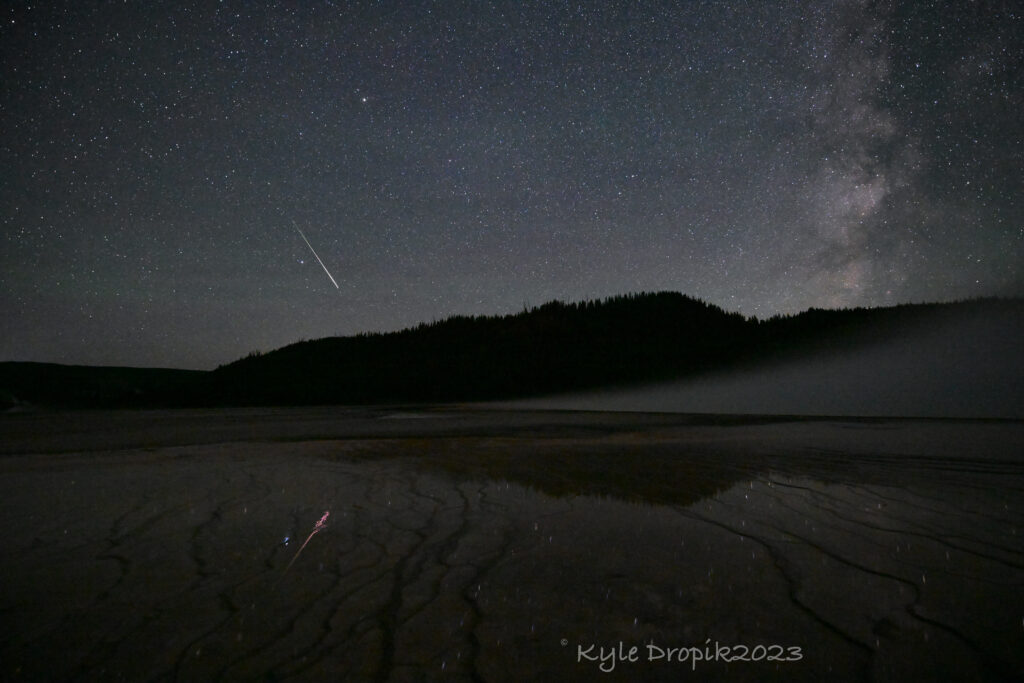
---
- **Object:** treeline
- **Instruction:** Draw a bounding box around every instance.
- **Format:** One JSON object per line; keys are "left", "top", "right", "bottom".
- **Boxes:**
{"left": 2, "top": 293, "right": 1018, "bottom": 409}
{"left": 0, "top": 362, "right": 203, "bottom": 410}
{"left": 202, "top": 292, "right": 749, "bottom": 404}
{"left": 198, "top": 293, "right": 1020, "bottom": 406}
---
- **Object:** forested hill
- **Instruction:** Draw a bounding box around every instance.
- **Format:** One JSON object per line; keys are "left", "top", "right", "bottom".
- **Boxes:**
{"left": 0, "top": 363, "right": 203, "bottom": 410}
{"left": 204, "top": 292, "right": 747, "bottom": 405}
{"left": 2, "top": 293, "right": 1019, "bottom": 410}
{"left": 201, "top": 293, "right": 1021, "bottom": 406}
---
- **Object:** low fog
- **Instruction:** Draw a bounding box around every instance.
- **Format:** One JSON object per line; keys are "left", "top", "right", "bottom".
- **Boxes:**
{"left": 511, "top": 304, "right": 1023, "bottom": 419}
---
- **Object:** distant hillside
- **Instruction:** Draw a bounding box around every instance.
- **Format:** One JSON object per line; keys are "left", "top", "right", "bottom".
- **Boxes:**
{"left": 203, "top": 292, "right": 750, "bottom": 405}
{"left": 2, "top": 293, "right": 1020, "bottom": 411}
{"left": 201, "top": 293, "right": 1022, "bottom": 408}
{"left": 515, "top": 296, "right": 1024, "bottom": 418}
{"left": 0, "top": 362, "right": 203, "bottom": 411}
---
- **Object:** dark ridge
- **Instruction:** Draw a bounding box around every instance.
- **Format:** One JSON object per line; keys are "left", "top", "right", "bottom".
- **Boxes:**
{"left": 0, "top": 362, "right": 203, "bottom": 411}
{"left": 1, "top": 292, "right": 1019, "bottom": 409}
{"left": 746, "top": 296, "right": 1022, "bottom": 364}
{"left": 202, "top": 291, "right": 748, "bottom": 405}
{"left": 200, "top": 292, "right": 1021, "bottom": 407}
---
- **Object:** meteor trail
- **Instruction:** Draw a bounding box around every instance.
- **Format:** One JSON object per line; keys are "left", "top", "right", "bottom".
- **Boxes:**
{"left": 293, "top": 220, "right": 339, "bottom": 289}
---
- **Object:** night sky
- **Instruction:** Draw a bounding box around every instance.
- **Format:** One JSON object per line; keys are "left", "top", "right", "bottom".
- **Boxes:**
{"left": 2, "top": 1, "right": 1021, "bottom": 370}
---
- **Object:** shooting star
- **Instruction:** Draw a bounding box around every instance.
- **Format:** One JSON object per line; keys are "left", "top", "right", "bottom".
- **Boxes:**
{"left": 293, "top": 219, "right": 339, "bottom": 289}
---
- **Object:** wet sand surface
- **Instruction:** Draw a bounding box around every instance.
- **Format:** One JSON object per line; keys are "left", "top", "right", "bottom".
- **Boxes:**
{"left": 1, "top": 407, "right": 1022, "bottom": 681}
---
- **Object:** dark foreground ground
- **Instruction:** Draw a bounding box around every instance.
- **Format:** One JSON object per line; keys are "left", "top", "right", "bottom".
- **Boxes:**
{"left": 1, "top": 407, "right": 1022, "bottom": 681}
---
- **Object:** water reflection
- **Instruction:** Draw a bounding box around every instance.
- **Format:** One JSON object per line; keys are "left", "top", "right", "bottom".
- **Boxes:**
{"left": 1, "top": 412, "right": 1021, "bottom": 680}
{"left": 329, "top": 429, "right": 1024, "bottom": 680}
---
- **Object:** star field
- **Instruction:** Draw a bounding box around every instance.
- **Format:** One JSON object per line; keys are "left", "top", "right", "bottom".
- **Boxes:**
{"left": 2, "top": 1, "right": 1021, "bottom": 368}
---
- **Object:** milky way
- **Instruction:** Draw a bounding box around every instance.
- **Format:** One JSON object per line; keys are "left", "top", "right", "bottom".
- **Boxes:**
{"left": 1, "top": 1, "right": 1020, "bottom": 368}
